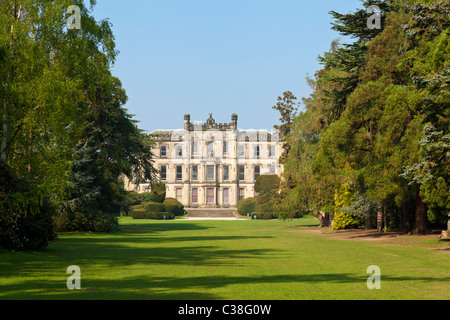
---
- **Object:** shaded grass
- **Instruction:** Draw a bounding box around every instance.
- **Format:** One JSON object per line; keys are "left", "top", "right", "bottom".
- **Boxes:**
{"left": 0, "top": 217, "right": 448, "bottom": 300}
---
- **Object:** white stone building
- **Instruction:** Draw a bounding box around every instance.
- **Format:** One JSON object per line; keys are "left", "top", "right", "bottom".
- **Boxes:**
{"left": 125, "top": 114, "right": 283, "bottom": 208}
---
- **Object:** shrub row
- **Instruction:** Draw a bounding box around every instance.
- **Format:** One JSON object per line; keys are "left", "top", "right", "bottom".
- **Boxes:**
{"left": 131, "top": 211, "right": 175, "bottom": 220}
{"left": 53, "top": 211, "right": 119, "bottom": 233}
{"left": 163, "top": 198, "right": 185, "bottom": 216}
{"left": 144, "top": 202, "right": 166, "bottom": 212}
{"left": 130, "top": 197, "right": 185, "bottom": 220}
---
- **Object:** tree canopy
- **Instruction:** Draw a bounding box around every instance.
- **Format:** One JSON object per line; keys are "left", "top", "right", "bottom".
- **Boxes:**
{"left": 0, "top": 1, "right": 155, "bottom": 249}
{"left": 274, "top": 0, "right": 449, "bottom": 234}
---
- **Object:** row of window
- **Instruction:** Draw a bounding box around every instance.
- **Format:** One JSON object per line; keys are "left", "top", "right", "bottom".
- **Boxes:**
{"left": 160, "top": 144, "right": 276, "bottom": 158}
{"left": 177, "top": 187, "right": 246, "bottom": 204}
{"left": 160, "top": 165, "right": 269, "bottom": 182}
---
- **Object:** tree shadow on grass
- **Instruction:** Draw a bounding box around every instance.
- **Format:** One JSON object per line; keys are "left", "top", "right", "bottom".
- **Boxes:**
{"left": 2, "top": 221, "right": 448, "bottom": 300}
{"left": 0, "top": 228, "right": 280, "bottom": 281}
{"left": 116, "top": 220, "right": 215, "bottom": 234}
{"left": 2, "top": 272, "right": 449, "bottom": 300}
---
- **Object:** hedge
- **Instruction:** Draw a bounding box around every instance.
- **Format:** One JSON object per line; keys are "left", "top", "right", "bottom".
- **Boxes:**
{"left": 150, "top": 183, "right": 166, "bottom": 203}
{"left": 163, "top": 197, "right": 185, "bottom": 216}
{"left": 131, "top": 211, "right": 175, "bottom": 220}
{"left": 144, "top": 202, "right": 166, "bottom": 212}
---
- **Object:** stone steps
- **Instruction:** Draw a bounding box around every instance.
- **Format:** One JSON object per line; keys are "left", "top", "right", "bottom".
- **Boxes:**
{"left": 187, "top": 208, "right": 237, "bottom": 218}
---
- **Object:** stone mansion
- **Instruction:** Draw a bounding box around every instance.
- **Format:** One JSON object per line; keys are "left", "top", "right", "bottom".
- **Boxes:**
{"left": 124, "top": 114, "right": 283, "bottom": 208}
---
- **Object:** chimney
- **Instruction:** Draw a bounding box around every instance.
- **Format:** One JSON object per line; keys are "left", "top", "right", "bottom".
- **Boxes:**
{"left": 231, "top": 114, "right": 238, "bottom": 129}
{"left": 184, "top": 114, "right": 191, "bottom": 130}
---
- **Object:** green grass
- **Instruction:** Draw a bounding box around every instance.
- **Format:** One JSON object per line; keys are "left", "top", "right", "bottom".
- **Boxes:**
{"left": 0, "top": 217, "right": 449, "bottom": 300}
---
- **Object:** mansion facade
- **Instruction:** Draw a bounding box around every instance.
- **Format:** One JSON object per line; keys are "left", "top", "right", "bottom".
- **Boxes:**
{"left": 125, "top": 114, "right": 283, "bottom": 208}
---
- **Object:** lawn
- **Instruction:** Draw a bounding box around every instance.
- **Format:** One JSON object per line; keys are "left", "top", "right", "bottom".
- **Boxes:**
{"left": 0, "top": 217, "right": 449, "bottom": 300}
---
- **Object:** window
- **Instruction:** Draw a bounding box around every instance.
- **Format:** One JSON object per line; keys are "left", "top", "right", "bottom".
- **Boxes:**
{"left": 192, "top": 188, "right": 198, "bottom": 204}
{"left": 176, "top": 166, "right": 183, "bottom": 181}
{"left": 223, "top": 188, "right": 230, "bottom": 205}
{"left": 238, "top": 145, "right": 245, "bottom": 157}
{"left": 207, "top": 165, "right": 215, "bottom": 181}
{"left": 223, "top": 141, "right": 228, "bottom": 155}
{"left": 223, "top": 165, "right": 230, "bottom": 181}
{"left": 270, "top": 165, "right": 276, "bottom": 174}
{"left": 270, "top": 146, "right": 276, "bottom": 158}
{"left": 192, "top": 165, "right": 198, "bottom": 181}
{"left": 239, "top": 188, "right": 245, "bottom": 201}
{"left": 160, "top": 146, "right": 167, "bottom": 158}
{"left": 239, "top": 166, "right": 245, "bottom": 181}
{"left": 176, "top": 146, "right": 183, "bottom": 158}
{"left": 192, "top": 141, "right": 198, "bottom": 154}
{"left": 255, "top": 146, "right": 260, "bottom": 158}
{"left": 160, "top": 166, "right": 167, "bottom": 181}
{"left": 176, "top": 188, "right": 182, "bottom": 201}
{"left": 207, "top": 188, "right": 215, "bottom": 204}
{"left": 254, "top": 166, "right": 261, "bottom": 181}
{"left": 207, "top": 142, "right": 214, "bottom": 157}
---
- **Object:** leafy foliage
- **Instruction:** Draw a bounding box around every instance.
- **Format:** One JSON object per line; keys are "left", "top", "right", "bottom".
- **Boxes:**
{"left": 0, "top": 161, "right": 56, "bottom": 250}
{"left": 237, "top": 198, "right": 257, "bottom": 216}
{"left": 0, "top": 1, "right": 155, "bottom": 248}
{"left": 254, "top": 174, "right": 280, "bottom": 194}
{"left": 276, "top": 0, "right": 449, "bottom": 233}
{"left": 333, "top": 182, "right": 358, "bottom": 230}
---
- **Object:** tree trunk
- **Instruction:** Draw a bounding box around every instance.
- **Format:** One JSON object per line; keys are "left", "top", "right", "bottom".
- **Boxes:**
{"left": 317, "top": 211, "right": 330, "bottom": 227}
{"left": 1, "top": 6, "right": 22, "bottom": 163}
{"left": 413, "top": 190, "right": 430, "bottom": 234}
{"left": 365, "top": 215, "right": 371, "bottom": 230}
{"left": 377, "top": 202, "right": 383, "bottom": 232}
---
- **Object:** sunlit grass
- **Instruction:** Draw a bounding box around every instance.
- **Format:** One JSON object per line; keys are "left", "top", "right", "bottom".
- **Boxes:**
{"left": 0, "top": 217, "right": 448, "bottom": 300}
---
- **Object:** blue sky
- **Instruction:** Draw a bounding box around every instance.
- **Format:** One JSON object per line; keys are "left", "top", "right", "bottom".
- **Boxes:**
{"left": 90, "top": 0, "right": 363, "bottom": 132}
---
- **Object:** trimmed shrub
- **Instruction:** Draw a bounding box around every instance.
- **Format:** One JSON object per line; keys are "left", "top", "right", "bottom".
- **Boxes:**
{"left": 53, "top": 211, "right": 119, "bottom": 233}
{"left": 237, "top": 198, "right": 257, "bottom": 215}
{"left": 143, "top": 202, "right": 166, "bottom": 213}
{"left": 163, "top": 197, "right": 185, "bottom": 216}
{"left": 131, "top": 211, "right": 174, "bottom": 220}
{"left": 130, "top": 204, "right": 144, "bottom": 211}
{"left": 150, "top": 183, "right": 166, "bottom": 203}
